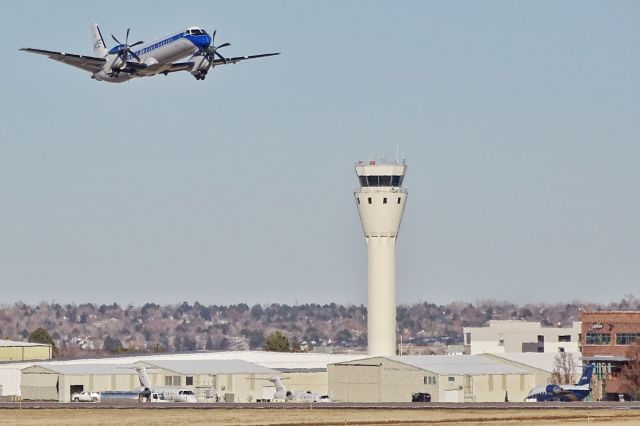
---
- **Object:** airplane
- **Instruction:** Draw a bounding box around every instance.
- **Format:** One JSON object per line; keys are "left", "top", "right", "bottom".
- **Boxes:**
{"left": 135, "top": 367, "right": 198, "bottom": 403}
{"left": 20, "top": 23, "right": 279, "bottom": 83}
{"left": 525, "top": 365, "right": 594, "bottom": 402}
{"left": 266, "top": 376, "right": 330, "bottom": 403}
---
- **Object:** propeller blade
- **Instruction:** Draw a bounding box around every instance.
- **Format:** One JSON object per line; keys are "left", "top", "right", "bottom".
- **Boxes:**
{"left": 215, "top": 51, "right": 227, "bottom": 63}
{"left": 130, "top": 51, "right": 141, "bottom": 63}
{"left": 111, "top": 34, "right": 122, "bottom": 45}
{"left": 212, "top": 30, "right": 217, "bottom": 44}
{"left": 130, "top": 41, "right": 144, "bottom": 48}
{"left": 216, "top": 42, "right": 231, "bottom": 49}
{"left": 126, "top": 28, "right": 130, "bottom": 44}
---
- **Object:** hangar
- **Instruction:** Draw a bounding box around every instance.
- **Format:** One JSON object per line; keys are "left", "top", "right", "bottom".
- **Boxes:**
{"left": 133, "top": 359, "right": 279, "bottom": 402}
{"left": 0, "top": 339, "right": 52, "bottom": 362}
{"left": 21, "top": 364, "right": 138, "bottom": 402}
{"left": 21, "top": 359, "right": 280, "bottom": 402}
{"left": 328, "top": 355, "right": 535, "bottom": 402}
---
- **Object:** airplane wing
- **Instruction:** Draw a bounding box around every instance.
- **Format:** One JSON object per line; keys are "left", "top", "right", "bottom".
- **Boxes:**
{"left": 20, "top": 48, "right": 106, "bottom": 73}
{"left": 212, "top": 52, "right": 280, "bottom": 65}
{"left": 163, "top": 52, "right": 280, "bottom": 75}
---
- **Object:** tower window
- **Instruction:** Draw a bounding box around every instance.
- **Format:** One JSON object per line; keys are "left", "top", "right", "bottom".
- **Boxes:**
{"left": 357, "top": 198, "right": 360, "bottom": 204}
{"left": 368, "top": 197, "right": 372, "bottom": 204}
{"left": 397, "top": 197, "right": 401, "bottom": 204}
{"left": 383, "top": 197, "right": 387, "bottom": 204}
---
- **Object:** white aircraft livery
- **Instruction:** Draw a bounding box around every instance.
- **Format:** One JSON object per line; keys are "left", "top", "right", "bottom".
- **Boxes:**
{"left": 20, "top": 23, "right": 279, "bottom": 83}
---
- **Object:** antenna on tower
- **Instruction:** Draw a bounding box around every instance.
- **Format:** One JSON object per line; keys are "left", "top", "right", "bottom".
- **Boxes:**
{"left": 395, "top": 145, "right": 399, "bottom": 164}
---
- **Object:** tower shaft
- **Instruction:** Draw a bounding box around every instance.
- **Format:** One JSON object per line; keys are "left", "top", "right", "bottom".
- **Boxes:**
{"left": 367, "top": 237, "right": 397, "bottom": 356}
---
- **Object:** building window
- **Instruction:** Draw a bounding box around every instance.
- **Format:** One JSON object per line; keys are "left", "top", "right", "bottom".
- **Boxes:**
{"left": 616, "top": 333, "right": 640, "bottom": 345}
{"left": 357, "top": 198, "right": 360, "bottom": 204}
{"left": 397, "top": 197, "right": 401, "bottom": 204}
{"left": 383, "top": 197, "right": 387, "bottom": 204}
{"left": 186, "top": 376, "right": 193, "bottom": 386}
{"left": 379, "top": 176, "right": 391, "bottom": 186}
{"left": 423, "top": 376, "right": 436, "bottom": 385}
{"left": 585, "top": 333, "right": 611, "bottom": 345}
{"left": 165, "top": 376, "right": 182, "bottom": 386}
{"left": 368, "top": 197, "right": 372, "bottom": 204}
{"left": 448, "top": 377, "right": 455, "bottom": 382}
{"left": 465, "top": 333, "right": 471, "bottom": 345}
{"left": 558, "top": 335, "right": 571, "bottom": 342}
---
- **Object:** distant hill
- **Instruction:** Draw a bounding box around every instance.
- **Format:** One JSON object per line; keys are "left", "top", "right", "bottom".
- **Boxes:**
{"left": 1, "top": 296, "right": 638, "bottom": 358}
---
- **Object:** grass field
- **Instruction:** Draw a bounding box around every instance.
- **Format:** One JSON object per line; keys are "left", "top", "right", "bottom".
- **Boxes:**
{"left": 1, "top": 408, "right": 640, "bottom": 426}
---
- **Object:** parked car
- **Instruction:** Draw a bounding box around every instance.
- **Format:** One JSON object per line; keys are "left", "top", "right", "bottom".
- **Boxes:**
{"left": 71, "top": 391, "right": 101, "bottom": 402}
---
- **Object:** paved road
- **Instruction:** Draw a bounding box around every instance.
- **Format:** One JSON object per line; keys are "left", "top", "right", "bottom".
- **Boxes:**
{"left": 1, "top": 401, "right": 640, "bottom": 410}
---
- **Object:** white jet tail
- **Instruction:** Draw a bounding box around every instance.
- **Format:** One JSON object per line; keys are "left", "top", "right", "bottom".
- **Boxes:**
{"left": 90, "top": 23, "right": 107, "bottom": 57}
{"left": 135, "top": 367, "right": 153, "bottom": 389}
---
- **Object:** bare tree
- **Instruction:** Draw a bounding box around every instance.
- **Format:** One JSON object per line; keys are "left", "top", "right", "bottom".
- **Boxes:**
{"left": 551, "top": 351, "right": 577, "bottom": 385}
{"left": 620, "top": 342, "right": 640, "bottom": 399}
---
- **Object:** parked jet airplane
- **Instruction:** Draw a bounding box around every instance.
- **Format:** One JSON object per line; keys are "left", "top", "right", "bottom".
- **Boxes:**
{"left": 267, "top": 376, "right": 330, "bottom": 403}
{"left": 525, "top": 365, "right": 594, "bottom": 402}
{"left": 20, "top": 23, "right": 279, "bottom": 83}
{"left": 135, "top": 367, "right": 198, "bottom": 403}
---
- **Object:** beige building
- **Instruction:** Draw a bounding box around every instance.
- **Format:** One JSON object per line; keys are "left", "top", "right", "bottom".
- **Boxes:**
{"left": 0, "top": 340, "right": 52, "bottom": 361}
{"left": 328, "top": 355, "right": 535, "bottom": 403}
{"left": 463, "top": 320, "right": 581, "bottom": 354}
{"left": 21, "top": 359, "right": 279, "bottom": 402}
{"left": 481, "top": 352, "right": 582, "bottom": 387}
{"left": 134, "top": 359, "right": 279, "bottom": 402}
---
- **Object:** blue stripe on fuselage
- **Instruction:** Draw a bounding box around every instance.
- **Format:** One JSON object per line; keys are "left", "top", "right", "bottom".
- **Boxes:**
{"left": 128, "top": 32, "right": 210, "bottom": 60}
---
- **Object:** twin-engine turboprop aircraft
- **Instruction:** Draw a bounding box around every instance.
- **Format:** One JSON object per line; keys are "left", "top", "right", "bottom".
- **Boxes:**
{"left": 20, "top": 23, "right": 279, "bottom": 83}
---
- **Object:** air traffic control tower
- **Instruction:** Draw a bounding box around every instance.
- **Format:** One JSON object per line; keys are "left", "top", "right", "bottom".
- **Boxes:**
{"left": 354, "top": 159, "right": 407, "bottom": 356}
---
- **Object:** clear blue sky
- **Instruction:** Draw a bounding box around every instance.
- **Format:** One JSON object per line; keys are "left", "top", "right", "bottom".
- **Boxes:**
{"left": 1, "top": 1, "right": 638, "bottom": 306}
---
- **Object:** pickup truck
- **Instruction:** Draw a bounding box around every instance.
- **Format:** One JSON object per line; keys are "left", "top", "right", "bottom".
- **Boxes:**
{"left": 71, "top": 391, "right": 101, "bottom": 402}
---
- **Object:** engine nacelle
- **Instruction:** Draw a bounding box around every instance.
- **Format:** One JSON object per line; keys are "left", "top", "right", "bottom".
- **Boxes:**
{"left": 191, "top": 56, "right": 211, "bottom": 74}
{"left": 108, "top": 56, "right": 126, "bottom": 72}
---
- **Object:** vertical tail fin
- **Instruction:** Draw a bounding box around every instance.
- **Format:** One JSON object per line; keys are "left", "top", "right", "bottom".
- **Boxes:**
{"left": 135, "top": 367, "right": 153, "bottom": 389}
{"left": 269, "top": 376, "right": 286, "bottom": 392}
{"left": 90, "top": 23, "right": 107, "bottom": 57}
{"left": 576, "top": 365, "right": 594, "bottom": 386}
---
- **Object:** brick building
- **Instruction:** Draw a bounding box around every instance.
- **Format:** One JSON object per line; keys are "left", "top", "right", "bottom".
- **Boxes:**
{"left": 581, "top": 311, "right": 640, "bottom": 400}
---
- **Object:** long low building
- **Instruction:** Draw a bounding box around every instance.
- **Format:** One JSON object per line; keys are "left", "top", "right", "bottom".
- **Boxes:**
{"left": 21, "top": 359, "right": 281, "bottom": 402}
{"left": 1, "top": 351, "right": 367, "bottom": 400}
{"left": 328, "top": 355, "right": 536, "bottom": 402}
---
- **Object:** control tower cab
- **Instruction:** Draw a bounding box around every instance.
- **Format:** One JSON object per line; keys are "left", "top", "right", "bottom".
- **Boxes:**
{"left": 354, "top": 160, "right": 407, "bottom": 356}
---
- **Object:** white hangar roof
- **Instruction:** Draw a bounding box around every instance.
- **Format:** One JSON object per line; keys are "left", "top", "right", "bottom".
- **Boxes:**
{"left": 138, "top": 359, "right": 279, "bottom": 375}
{"left": 335, "top": 355, "right": 531, "bottom": 376}
{"left": 0, "top": 339, "right": 49, "bottom": 347}
{"left": 23, "top": 363, "right": 137, "bottom": 375}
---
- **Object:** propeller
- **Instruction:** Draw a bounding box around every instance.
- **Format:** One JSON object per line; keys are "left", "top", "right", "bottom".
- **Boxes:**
{"left": 111, "top": 28, "right": 143, "bottom": 63}
{"left": 197, "top": 29, "right": 230, "bottom": 66}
